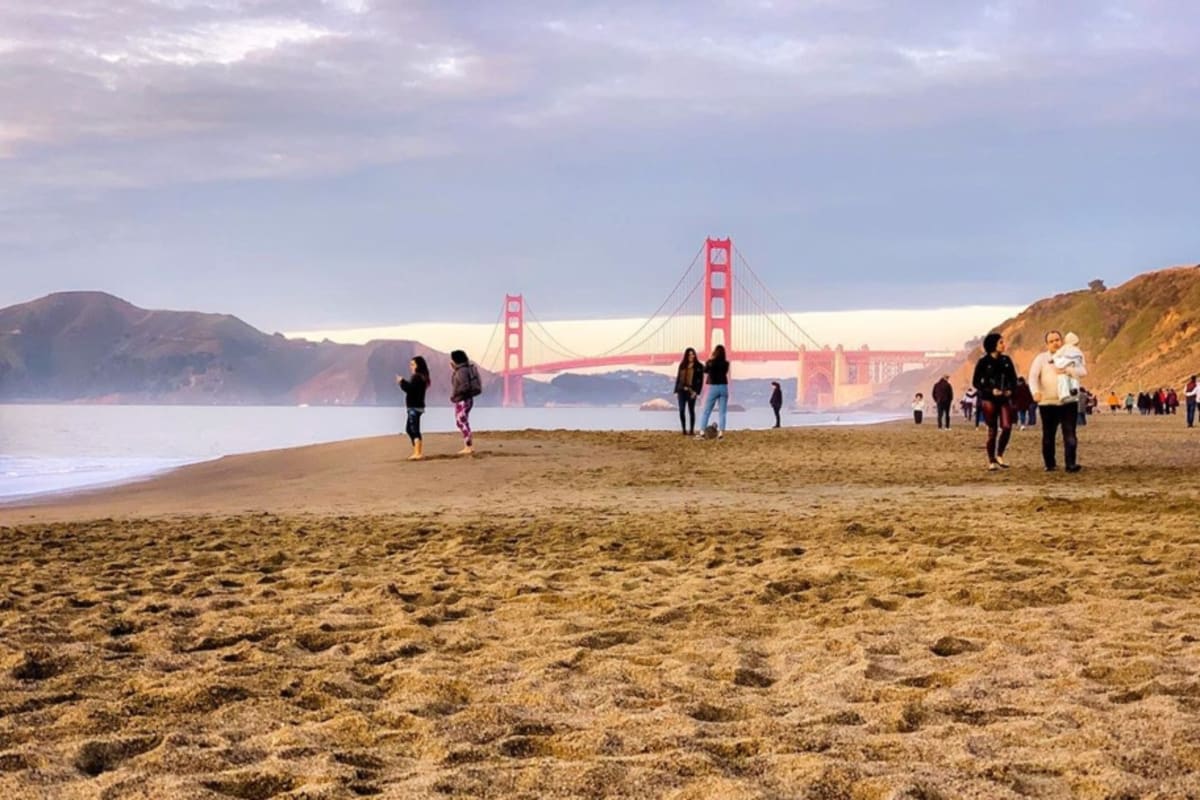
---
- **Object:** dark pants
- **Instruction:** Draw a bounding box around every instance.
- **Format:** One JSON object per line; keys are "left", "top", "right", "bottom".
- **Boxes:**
{"left": 1028, "top": 404, "right": 1038, "bottom": 427}
{"left": 1187, "top": 399, "right": 1196, "bottom": 428}
{"left": 678, "top": 392, "right": 696, "bottom": 433}
{"left": 936, "top": 402, "right": 951, "bottom": 428}
{"left": 913, "top": 410, "right": 923, "bottom": 424}
{"left": 771, "top": 404, "right": 782, "bottom": 428}
{"left": 1039, "top": 402, "right": 1078, "bottom": 469}
{"left": 980, "top": 400, "right": 1013, "bottom": 462}
{"left": 405, "top": 408, "right": 424, "bottom": 444}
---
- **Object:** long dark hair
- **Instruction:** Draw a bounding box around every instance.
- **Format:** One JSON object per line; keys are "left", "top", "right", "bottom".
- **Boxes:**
{"left": 412, "top": 355, "right": 430, "bottom": 380}
{"left": 710, "top": 344, "right": 727, "bottom": 363}
{"left": 678, "top": 347, "right": 697, "bottom": 369}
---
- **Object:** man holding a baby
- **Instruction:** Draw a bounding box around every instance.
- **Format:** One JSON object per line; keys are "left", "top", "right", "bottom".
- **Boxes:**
{"left": 1027, "top": 330, "right": 1088, "bottom": 473}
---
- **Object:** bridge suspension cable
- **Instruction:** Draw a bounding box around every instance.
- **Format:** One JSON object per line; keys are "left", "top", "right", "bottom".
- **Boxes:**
{"left": 593, "top": 243, "right": 706, "bottom": 357}
{"left": 522, "top": 300, "right": 589, "bottom": 360}
{"left": 478, "top": 301, "right": 507, "bottom": 373}
{"left": 734, "top": 246, "right": 823, "bottom": 349}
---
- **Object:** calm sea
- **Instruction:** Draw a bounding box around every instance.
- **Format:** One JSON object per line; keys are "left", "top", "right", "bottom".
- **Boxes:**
{"left": 0, "top": 404, "right": 900, "bottom": 501}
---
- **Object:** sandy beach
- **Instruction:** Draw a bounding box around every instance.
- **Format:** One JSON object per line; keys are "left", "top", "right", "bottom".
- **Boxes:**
{"left": 2, "top": 414, "right": 1200, "bottom": 799}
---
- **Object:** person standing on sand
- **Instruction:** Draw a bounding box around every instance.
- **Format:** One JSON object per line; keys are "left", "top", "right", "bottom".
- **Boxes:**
{"left": 972, "top": 332, "right": 1018, "bottom": 471}
{"left": 1028, "top": 330, "right": 1087, "bottom": 472}
{"left": 1012, "top": 377, "right": 1034, "bottom": 430}
{"left": 931, "top": 375, "right": 953, "bottom": 429}
{"left": 962, "top": 386, "right": 977, "bottom": 421}
{"left": 397, "top": 356, "right": 430, "bottom": 461}
{"left": 1125, "top": 391, "right": 1136, "bottom": 415}
{"left": 912, "top": 392, "right": 925, "bottom": 425}
{"left": 674, "top": 348, "right": 704, "bottom": 435}
{"left": 1185, "top": 376, "right": 1199, "bottom": 428}
{"left": 696, "top": 344, "right": 730, "bottom": 439}
{"left": 449, "top": 350, "right": 482, "bottom": 455}
{"left": 769, "top": 381, "right": 783, "bottom": 428}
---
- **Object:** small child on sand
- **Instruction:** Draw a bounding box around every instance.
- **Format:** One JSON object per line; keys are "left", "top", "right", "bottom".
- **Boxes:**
{"left": 1052, "top": 332, "right": 1084, "bottom": 401}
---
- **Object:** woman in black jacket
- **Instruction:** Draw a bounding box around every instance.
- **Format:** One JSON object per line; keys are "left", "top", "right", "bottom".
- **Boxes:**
{"left": 673, "top": 347, "right": 704, "bottom": 435}
{"left": 972, "top": 332, "right": 1019, "bottom": 471}
{"left": 397, "top": 355, "right": 430, "bottom": 460}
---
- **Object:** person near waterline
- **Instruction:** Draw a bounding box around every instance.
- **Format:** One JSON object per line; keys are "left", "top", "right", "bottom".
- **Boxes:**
{"left": 911, "top": 392, "right": 926, "bottom": 424}
{"left": 1185, "top": 376, "right": 1199, "bottom": 428}
{"left": 1028, "top": 330, "right": 1087, "bottom": 473}
{"left": 931, "top": 374, "right": 953, "bottom": 429}
{"left": 696, "top": 344, "right": 730, "bottom": 439}
{"left": 674, "top": 347, "right": 704, "bottom": 435}
{"left": 397, "top": 355, "right": 430, "bottom": 461}
{"left": 449, "top": 350, "right": 482, "bottom": 455}
{"left": 971, "top": 332, "right": 1018, "bottom": 471}
{"left": 769, "top": 381, "right": 783, "bottom": 428}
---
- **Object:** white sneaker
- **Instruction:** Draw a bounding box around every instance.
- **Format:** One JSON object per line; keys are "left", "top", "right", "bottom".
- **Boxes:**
{"left": 717, "top": 431, "right": 724, "bottom": 439}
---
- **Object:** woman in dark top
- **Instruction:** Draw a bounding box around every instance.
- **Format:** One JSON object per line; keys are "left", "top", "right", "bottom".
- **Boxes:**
{"left": 673, "top": 347, "right": 704, "bottom": 435}
{"left": 696, "top": 344, "right": 730, "bottom": 438}
{"left": 397, "top": 355, "right": 430, "bottom": 460}
{"left": 769, "top": 381, "right": 783, "bottom": 428}
{"left": 971, "top": 332, "right": 1018, "bottom": 471}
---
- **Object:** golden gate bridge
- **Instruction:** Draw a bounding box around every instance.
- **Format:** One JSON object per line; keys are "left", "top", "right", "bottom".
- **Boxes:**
{"left": 477, "top": 238, "right": 935, "bottom": 408}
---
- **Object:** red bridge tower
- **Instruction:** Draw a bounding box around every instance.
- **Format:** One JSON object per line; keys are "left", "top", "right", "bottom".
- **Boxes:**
{"left": 703, "top": 237, "right": 732, "bottom": 357}
{"left": 502, "top": 293, "right": 525, "bottom": 407}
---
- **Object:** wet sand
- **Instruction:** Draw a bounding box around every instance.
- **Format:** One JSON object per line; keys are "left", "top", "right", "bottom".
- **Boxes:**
{"left": 2, "top": 414, "right": 1199, "bottom": 798}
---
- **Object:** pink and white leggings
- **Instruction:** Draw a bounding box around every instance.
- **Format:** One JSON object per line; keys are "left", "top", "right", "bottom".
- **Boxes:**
{"left": 455, "top": 398, "right": 473, "bottom": 446}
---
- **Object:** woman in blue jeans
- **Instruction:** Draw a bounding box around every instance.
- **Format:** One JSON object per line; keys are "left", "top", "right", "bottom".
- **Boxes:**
{"left": 696, "top": 344, "right": 730, "bottom": 438}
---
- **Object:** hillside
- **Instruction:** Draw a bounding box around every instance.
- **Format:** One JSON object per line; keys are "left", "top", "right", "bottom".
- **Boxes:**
{"left": 900, "top": 265, "right": 1200, "bottom": 402}
{"left": 0, "top": 292, "right": 495, "bottom": 405}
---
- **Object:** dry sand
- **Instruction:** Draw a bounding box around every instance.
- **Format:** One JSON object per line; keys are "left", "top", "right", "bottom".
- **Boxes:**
{"left": 2, "top": 414, "right": 1200, "bottom": 799}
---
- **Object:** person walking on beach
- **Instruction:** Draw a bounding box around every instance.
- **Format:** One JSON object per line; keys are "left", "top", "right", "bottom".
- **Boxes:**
{"left": 696, "top": 344, "right": 730, "bottom": 439}
{"left": 912, "top": 392, "right": 926, "bottom": 425}
{"left": 962, "top": 386, "right": 977, "bottom": 421}
{"left": 449, "top": 350, "right": 482, "bottom": 455}
{"left": 1185, "top": 376, "right": 1198, "bottom": 428}
{"left": 931, "top": 375, "right": 953, "bottom": 429}
{"left": 972, "top": 332, "right": 1018, "bottom": 471}
{"left": 1125, "top": 391, "right": 1135, "bottom": 415}
{"left": 1028, "top": 330, "right": 1087, "bottom": 472}
{"left": 769, "top": 381, "right": 783, "bottom": 428}
{"left": 674, "top": 348, "right": 704, "bottom": 435}
{"left": 1013, "top": 377, "right": 1034, "bottom": 430}
{"left": 397, "top": 356, "right": 430, "bottom": 461}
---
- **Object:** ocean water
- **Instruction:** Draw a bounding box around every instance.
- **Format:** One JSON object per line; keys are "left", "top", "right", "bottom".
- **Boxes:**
{"left": 0, "top": 404, "right": 901, "bottom": 501}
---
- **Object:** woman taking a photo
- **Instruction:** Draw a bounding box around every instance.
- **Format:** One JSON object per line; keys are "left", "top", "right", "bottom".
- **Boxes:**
{"left": 696, "top": 344, "right": 730, "bottom": 439}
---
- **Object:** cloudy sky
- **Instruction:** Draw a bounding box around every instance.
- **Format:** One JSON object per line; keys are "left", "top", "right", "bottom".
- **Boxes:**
{"left": 1, "top": 0, "right": 1197, "bottom": 336}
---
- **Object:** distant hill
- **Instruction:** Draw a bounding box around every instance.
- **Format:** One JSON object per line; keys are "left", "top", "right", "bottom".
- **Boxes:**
{"left": 0, "top": 292, "right": 497, "bottom": 405}
{"left": 893, "top": 265, "right": 1200, "bottom": 404}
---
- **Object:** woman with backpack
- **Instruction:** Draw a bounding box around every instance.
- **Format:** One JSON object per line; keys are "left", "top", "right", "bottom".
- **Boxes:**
{"left": 449, "top": 349, "right": 481, "bottom": 455}
{"left": 397, "top": 356, "right": 431, "bottom": 461}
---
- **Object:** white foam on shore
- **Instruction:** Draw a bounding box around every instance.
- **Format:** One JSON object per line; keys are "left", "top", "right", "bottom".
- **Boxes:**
{"left": 0, "top": 456, "right": 198, "bottom": 503}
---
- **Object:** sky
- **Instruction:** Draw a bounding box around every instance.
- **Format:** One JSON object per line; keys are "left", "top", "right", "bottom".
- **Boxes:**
{"left": 2, "top": 0, "right": 1197, "bottom": 342}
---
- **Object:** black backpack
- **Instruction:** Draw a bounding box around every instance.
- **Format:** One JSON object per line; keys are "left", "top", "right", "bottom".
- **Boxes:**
{"left": 465, "top": 364, "right": 482, "bottom": 398}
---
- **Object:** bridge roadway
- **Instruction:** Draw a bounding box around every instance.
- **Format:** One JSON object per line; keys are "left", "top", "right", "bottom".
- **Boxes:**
{"left": 506, "top": 350, "right": 934, "bottom": 377}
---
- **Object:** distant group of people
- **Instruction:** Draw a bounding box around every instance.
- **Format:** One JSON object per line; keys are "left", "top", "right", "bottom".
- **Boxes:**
{"left": 395, "top": 350, "right": 483, "bottom": 461}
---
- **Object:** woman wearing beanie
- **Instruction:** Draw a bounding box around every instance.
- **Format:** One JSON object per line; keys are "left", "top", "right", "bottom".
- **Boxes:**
{"left": 1028, "top": 330, "right": 1088, "bottom": 472}
{"left": 971, "top": 331, "right": 1018, "bottom": 471}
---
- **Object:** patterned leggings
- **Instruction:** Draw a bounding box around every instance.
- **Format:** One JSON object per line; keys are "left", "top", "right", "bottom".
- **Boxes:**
{"left": 455, "top": 398, "right": 473, "bottom": 446}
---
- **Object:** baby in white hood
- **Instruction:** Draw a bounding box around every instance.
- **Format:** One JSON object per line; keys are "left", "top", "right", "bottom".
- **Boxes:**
{"left": 1052, "top": 332, "right": 1084, "bottom": 401}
